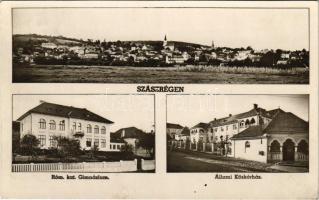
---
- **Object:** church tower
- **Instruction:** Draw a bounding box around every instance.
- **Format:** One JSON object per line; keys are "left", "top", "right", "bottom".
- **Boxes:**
{"left": 163, "top": 35, "right": 168, "bottom": 47}
{"left": 211, "top": 40, "right": 215, "bottom": 49}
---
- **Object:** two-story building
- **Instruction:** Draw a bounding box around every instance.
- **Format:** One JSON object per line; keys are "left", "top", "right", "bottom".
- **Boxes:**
{"left": 17, "top": 101, "right": 114, "bottom": 152}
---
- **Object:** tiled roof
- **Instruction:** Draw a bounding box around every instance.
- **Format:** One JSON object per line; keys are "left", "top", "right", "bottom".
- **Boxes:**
{"left": 17, "top": 102, "right": 113, "bottom": 124}
{"left": 231, "top": 111, "right": 308, "bottom": 140}
{"left": 112, "top": 127, "right": 147, "bottom": 139}
{"left": 231, "top": 126, "right": 264, "bottom": 140}
{"left": 209, "top": 107, "right": 275, "bottom": 127}
{"left": 180, "top": 127, "right": 190, "bottom": 136}
{"left": 263, "top": 112, "right": 308, "bottom": 134}
{"left": 167, "top": 123, "right": 183, "bottom": 129}
{"left": 191, "top": 122, "right": 210, "bottom": 129}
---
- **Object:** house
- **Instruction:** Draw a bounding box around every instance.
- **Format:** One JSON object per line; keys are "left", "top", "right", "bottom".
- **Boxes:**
{"left": 190, "top": 122, "right": 211, "bottom": 143}
{"left": 234, "top": 50, "right": 251, "bottom": 60}
{"left": 111, "top": 127, "right": 152, "bottom": 157}
{"left": 209, "top": 104, "right": 273, "bottom": 145}
{"left": 165, "top": 55, "right": 184, "bottom": 64}
{"left": 41, "top": 43, "right": 58, "bottom": 49}
{"left": 231, "top": 111, "right": 308, "bottom": 163}
{"left": 166, "top": 123, "right": 183, "bottom": 140}
{"left": 175, "top": 127, "right": 190, "bottom": 142}
{"left": 16, "top": 101, "right": 115, "bottom": 152}
{"left": 182, "top": 104, "right": 309, "bottom": 163}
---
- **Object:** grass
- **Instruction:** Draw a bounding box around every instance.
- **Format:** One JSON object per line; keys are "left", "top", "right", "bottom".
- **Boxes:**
{"left": 13, "top": 64, "right": 309, "bottom": 84}
{"left": 178, "top": 65, "right": 309, "bottom": 75}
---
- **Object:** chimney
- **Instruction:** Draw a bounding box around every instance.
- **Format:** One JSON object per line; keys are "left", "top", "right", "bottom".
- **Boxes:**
{"left": 39, "top": 100, "right": 46, "bottom": 104}
{"left": 214, "top": 118, "right": 217, "bottom": 121}
{"left": 253, "top": 104, "right": 258, "bottom": 109}
{"left": 229, "top": 114, "right": 232, "bottom": 117}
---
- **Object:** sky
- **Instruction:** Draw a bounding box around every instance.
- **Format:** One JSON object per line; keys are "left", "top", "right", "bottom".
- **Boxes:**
{"left": 13, "top": 8, "right": 309, "bottom": 51}
{"left": 167, "top": 94, "right": 309, "bottom": 128}
{"left": 13, "top": 94, "right": 155, "bottom": 133}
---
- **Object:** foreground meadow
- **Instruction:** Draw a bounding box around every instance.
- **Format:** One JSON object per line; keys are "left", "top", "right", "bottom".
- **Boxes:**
{"left": 13, "top": 64, "right": 309, "bottom": 84}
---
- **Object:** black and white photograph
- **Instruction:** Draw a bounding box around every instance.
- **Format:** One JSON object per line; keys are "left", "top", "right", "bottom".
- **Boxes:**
{"left": 167, "top": 94, "right": 309, "bottom": 173}
{"left": 12, "top": 8, "right": 309, "bottom": 84}
{"left": 12, "top": 94, "right": 155, "bottom": 173}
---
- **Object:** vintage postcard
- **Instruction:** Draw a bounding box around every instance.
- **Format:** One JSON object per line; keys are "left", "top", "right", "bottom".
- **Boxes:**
{"left": 167, "top": 94, "right": 309, "bottom": 173}
{"left": 12, "top": 94, "right": 155, "bottom": 173}
{"left": 12, "top": 7, "right": 309, "bottom": 84}
{"left": 0, "top": 1, "right": 318, "bottom": 199}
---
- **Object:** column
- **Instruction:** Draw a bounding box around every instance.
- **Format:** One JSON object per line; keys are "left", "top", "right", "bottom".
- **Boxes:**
{"left": 294, "top": 146, "right": 298, "bottom": 161}
{"left": 279, "top": 146, "right": 283, "bottom": 160}
{"left": 267, "top": 146, "right": 271, "bottom": 161}
{"left": 211, "top": 143, "right": 214, "bottom": 153}
{"left": 203, "top": 143, "right": 206, "bottom": 152}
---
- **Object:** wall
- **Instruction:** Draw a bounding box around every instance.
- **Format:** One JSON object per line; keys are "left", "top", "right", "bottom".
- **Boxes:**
{"left": 19, "top": 113, "right": 112, "bottom": 151}
{"left": 232, "top": 138, "right": 268, "bottom": 163}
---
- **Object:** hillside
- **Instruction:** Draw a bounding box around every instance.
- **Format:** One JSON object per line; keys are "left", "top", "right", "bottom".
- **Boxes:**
{"left": 13, "top": 34, "right": 209, "bottom": 49}
{"left": 13, "top": 34, "right": 83, "bottom": 45}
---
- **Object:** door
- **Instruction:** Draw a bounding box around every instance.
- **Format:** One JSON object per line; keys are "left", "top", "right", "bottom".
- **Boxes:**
{"left": 283, "top": 139, "right": 295, "bottom": 161}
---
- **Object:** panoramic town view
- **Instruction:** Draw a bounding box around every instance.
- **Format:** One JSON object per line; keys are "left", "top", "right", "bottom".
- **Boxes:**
{"left": 12, "top": 8, "right": 309, "bottom": 83}
{"left": 12, "top": 95, "right": 155, "bottom": 172}
{"left": 167, "top": 95, "right": 309, "bottom": 173}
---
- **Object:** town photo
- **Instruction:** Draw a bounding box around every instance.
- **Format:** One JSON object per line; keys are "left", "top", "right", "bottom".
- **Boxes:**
{"left": 167, "top": 94, "right": 309, "bottom": 172}
{"left": 12, "top": 94, "right": 155, "bottom": 172}
{"left": 12, "top": 8, "right": 309, "bottom": 84}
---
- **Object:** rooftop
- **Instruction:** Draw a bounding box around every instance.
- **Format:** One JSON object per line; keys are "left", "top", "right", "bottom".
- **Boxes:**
{"left": 17, "top": 102, "right": 113, "bottom": 124}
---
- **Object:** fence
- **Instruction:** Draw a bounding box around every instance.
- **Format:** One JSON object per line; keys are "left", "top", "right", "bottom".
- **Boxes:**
{"left": 141, "top": 159, "right": 155, "bottom": 171}
{"left": 12, "top": 159, "right": 138, "bottom": 172}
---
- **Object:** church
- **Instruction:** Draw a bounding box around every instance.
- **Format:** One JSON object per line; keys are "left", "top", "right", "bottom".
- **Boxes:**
{"left": 163, "top": 35, "right": 175, "bottom": 51}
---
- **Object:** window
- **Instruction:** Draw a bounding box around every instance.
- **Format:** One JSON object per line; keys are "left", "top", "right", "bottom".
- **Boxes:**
{"left": 86, "top": 138, "right": 92, "bottom": 147}
{"left": 250, "top": 118, "right": 256, "bottom": 125}
{"left": 49, "top": 120, "right": 56, "bottom": 130}
{"left": 117, "top": 145, "right": 120, "bottom": 150}
{"left": 39, "top": 119, "right": 46, "bottom": 129}
{"left": 94, "top": 139, "right": 99, "bottom": 147}
{"left": 87, "top": 124, "right": 92, "bottom": 133}
{"left": 214, "top": 128, "right": 218, "bottom": 132}
{"left": 245, "top": 119, "right": 250, "bottom": 127}
{"left": 113, "top": 144, "right": 116, "bottom": 149}
{"left": 233, "top": 124, "right": 237, "bottom": 130}
{"left": 101, "top": 139, "right": 106, "bottom": 148}
{"left": 49, "top": 135, "right": 57, "bottom": 147}
{"left": 226, "top": 126, "right": 228, "bottom": 131}
{"left": 101, "top": 126, "right": 106, "bottom": 134}
{"left": 38, "top": 135, "right": 46, "bottom": 146}
{"left": 72, "top": 122, "right": 76, "bottom": 130}
{"left": 78, "top": 123, "right": 82, "bottom": 131}
{"left": 110, "top": 144, "right": 112, "bottom": 149}
{"left": 59, "top": 120, "right": 65, "bottom": 131}
{"left": 94, "top": 125, "right": 99, "bottom": 134}
{"left": 245, "top": 141, "right": 250, "bottom": 152}
{"left": 240, "top": 121, "right": 245, "bottom": 128}
{"left": 221, "top": 127, "right": 224, "bottom": 132}
{"left": 21, "top": 123, "right": 23, "bottom": 132}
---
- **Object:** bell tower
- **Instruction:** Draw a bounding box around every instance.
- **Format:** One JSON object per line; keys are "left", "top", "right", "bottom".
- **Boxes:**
{"left": 163, "top": 35, "right": 168, "bottom": 47}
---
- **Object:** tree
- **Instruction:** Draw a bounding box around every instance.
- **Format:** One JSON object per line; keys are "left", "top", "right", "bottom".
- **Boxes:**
{"left": 121, "top": 143, "right": 133, "bottom": 154}
{"left": 54, "top": 136, "right": 82, "bottom": 160}
{"left": 138, "top": 133, "right": 155, "bottom": 158}
{"left": 20, "top": 134, "right": 40, "bottom": 156}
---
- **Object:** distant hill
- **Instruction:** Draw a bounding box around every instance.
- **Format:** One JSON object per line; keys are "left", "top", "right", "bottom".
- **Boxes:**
{"left": 13, "top": 34, "right": 210, "bottom": 49}
{"left": 13, "top": 34, "right": 83, "bottom": 45}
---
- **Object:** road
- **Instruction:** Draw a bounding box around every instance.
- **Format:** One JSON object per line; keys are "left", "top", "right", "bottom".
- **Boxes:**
{"left": 167, "top": 151, "right": 280, "bottom": 172}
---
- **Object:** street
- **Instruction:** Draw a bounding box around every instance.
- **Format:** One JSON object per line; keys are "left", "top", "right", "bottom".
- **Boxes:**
{"left": 167, "top": 150, "right": 283, "bottom": 172}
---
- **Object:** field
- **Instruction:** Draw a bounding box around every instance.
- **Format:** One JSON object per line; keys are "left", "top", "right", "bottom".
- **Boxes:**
{"left": 13, "top": 64, "right": 309, "bottom": 84}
